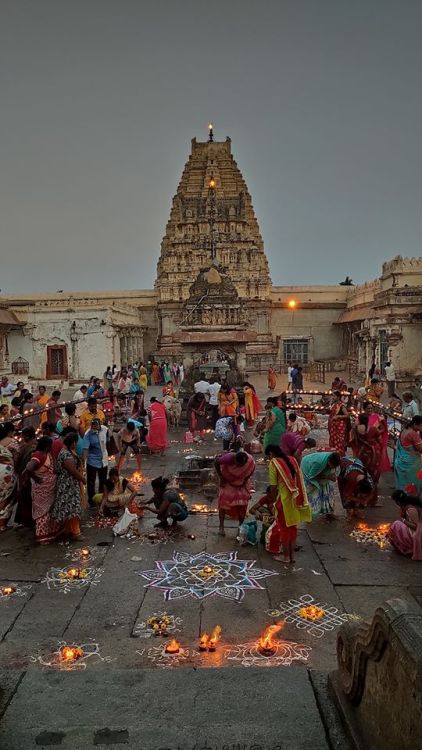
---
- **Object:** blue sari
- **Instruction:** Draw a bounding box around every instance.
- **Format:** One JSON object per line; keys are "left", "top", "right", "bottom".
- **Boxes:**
{"left": 300, "top": 451, "right": 337, "bottom": 517}
{"left": 394, "top": 433, "right": 422, "bottom": 493}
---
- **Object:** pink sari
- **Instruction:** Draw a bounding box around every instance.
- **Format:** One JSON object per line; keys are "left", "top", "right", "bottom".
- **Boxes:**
{"left": 217, "top": 452, "right": 256, "bottom": 516}
{"left": 147, "top": 402, "right": 168, "bottom": 453}
{"left": 388, "top": 506, "right": 422, "bottom": 561}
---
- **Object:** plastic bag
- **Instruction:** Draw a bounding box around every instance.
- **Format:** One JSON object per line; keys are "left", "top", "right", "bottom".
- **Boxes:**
{"left": 236, "top": 519, "right": 257, "bottom": 546}
{"left": 112, "top": 508, "right": 139, "bottom": 536}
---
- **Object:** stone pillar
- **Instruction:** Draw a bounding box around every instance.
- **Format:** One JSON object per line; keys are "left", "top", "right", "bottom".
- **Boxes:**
{"left": 127, "top": 334, "right": 134, "bottom": 365}
{"left": 137, "top": 334, "right": 143, "bottom": 363}
{"left": 120, "top": 336, "right": 127, "bottom": 366}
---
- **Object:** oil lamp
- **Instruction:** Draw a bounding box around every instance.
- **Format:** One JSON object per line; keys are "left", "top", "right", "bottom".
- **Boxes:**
{"left": 60, "top": 646, "right": 84, "bottom": 662}
{"left": 79, "top": 548, "right": 90, "bottom": 559}
{"left": 208, "top": 625, "right": 221, "bottom": 652}
{"left": 199, "top": 565, "right": 215, "bottom": 579}
{"left": 298, "top": 605, "right": 325, "bottom": 622}
{"left": 257, "top": 622, "right": 284, "bottom": 656}
{"left": 1, "top": 585, "right": 16, "bottom": 596}
{"left": 66, "top": 567, "right": 85, "bottom": 580}
{"left": 165, "top": 639, "right": 180, "bottom": 654}
{"left": 199, "top": 633, "right": 209, "bottom": 651}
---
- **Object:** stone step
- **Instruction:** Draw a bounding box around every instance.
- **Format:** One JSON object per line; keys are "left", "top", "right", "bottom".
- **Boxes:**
{"left": 0, "top": 666, "right": 350, "bottom": 750}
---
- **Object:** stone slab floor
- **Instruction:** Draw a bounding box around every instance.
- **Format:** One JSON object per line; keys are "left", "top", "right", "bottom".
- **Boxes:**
{"left": 0, "top": 403, "right": 420, "bottom": 748}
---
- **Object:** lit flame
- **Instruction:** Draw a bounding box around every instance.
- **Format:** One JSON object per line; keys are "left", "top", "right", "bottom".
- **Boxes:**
{"left": 209, "top": 178, "right": 216, "bottom": 189}
{"left": 165, "top": 639, "right": 180, "bottom": 654}
{"left": 130, "top": 471, "right": 143, "bottom": 483}
{"left": 1, "top": 586, "right": 16, "bottom": 596}
{"left": 60, "top": 646, "right": 84, "bottom": 662}
{"left": 258, "top": 622, "right": 284, "bottom": 654}
{"left": 208, "top": 625, "right": 222, "bottom": 651}
{"left": 66, "top": 568, "right": 86, "bottom": 579}
{"left": 298, "top": 605, "right": 325, "bottom": 622}
{"left": 199, "top": 633, "right": 209, "bottom": 651}
{"left": 199, "top": 565, "right": 215, "bottom": 579}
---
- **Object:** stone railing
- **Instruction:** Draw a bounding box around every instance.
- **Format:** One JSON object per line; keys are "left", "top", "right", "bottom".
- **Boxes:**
{"left": 330, "top": 598, "right": 422, "bottom": 749}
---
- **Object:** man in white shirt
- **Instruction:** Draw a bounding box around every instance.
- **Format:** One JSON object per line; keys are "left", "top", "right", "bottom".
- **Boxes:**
{"left": 194, "top": 376, "right": 210, "bottom": 398}
{"left": 287, "top": 365, "right": 293, "bottom": 392}
{"left": 73, "top": 385, "right": 88, "bottom": 417}
{"left": 402, "top": 392, "right": 419, "bottom": 420}
{"left": 0, "top": 377, "right": 16, "bottom": 404}
{"left": 207, "top": 377, "right": 221, "bottom": 427}
{"left": 384, "top": 362, "right": 396, "bottom": 398}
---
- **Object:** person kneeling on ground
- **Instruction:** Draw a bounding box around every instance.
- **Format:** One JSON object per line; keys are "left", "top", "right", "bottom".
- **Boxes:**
{"left": 142, "top": 476, "right": 188, "bottom": 529}
{"left": 96, "top": 468, "right": 137, "bottom": 516}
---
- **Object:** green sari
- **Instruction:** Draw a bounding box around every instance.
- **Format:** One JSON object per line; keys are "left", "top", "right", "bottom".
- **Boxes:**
{"left": 263, "top": 407, "right": 286, "bottom": 450}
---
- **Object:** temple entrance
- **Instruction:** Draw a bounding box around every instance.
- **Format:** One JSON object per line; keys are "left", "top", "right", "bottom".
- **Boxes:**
{"left": 194, "top": 349, "right": 232, "bottom": 369}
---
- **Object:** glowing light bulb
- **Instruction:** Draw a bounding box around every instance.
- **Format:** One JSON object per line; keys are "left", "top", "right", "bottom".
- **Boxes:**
{"left": 288, "top": 299, "right": 297, "bottom": 309}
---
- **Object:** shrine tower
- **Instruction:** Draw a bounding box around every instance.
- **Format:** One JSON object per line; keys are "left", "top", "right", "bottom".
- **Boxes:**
{"left": 155, "top": 126, "right": 275, "bottom": 370}
{"left": 155, "top": 125, "right": 271, "bottom": 302}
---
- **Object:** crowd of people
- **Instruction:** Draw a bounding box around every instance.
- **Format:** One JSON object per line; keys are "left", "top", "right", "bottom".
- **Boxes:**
{"left": 0, "top": 360, "right": 421, "bottom": 561}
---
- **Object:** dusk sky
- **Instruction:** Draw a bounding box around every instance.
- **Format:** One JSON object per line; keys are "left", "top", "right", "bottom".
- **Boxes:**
{"left": 1, "top": 0, "right": 421, "bottom": 293}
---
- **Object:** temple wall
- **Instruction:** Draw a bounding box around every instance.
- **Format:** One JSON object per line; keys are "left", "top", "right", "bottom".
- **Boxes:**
{"left": 270, "top": 307, "right": 345, "bottom": 363}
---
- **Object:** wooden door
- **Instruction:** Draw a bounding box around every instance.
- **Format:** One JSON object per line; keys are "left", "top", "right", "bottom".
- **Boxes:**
{"left": 46, "top": 345, "right": 68, "bottom": 379}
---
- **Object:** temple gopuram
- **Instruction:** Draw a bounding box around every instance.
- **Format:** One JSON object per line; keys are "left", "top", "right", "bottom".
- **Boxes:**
{"left": 155, "top": 126, "right": 274, "bottom": 371}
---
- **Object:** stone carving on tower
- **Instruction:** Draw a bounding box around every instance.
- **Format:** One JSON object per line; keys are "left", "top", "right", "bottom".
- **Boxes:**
{"left": 155, "top": 125, "right": 271, "bottom": 303}
{"left": 155, "top": 126, "right": 276, "bottom": 366}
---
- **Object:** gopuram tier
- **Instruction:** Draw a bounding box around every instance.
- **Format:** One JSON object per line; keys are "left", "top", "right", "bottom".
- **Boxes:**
{"left": 155, "top": 127, "right": 275, "bottom": 371}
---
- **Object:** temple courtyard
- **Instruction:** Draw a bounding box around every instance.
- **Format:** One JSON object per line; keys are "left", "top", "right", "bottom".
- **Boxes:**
{"left": 0, "top": 384, "right": 421, "bottom": 749}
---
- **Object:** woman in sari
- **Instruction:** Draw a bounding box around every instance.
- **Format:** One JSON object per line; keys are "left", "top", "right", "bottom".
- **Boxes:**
{"left": 337, "top": 456, "right": 374, "bottom": 518}
{"left": 267, "top": 366, "right": 277, "bottom": 391}
{"left": 129, "top": 378, "right": 142, "bottom": 395}
{"left": 350, "top": 413, "right": 383, "bottom": 504}
{"left": 215, "top": 449, "right": 256, "bottom": 536}
{"left": 51, "top": 433, "right": 86, "bottom": 540}
{"left": 328, "top": 392, "right": 350, "bottom": 455}
{"left": 300, "top": 451, "right": 341, "bottom": 519}
{"left": 243, "top": 382, "right": 262, "bottom": 426}
{"left": 218, "top": 384, "right": 239, "bottom": 418}
{"left": 187, "top": 392, "right": 207, "bottom": 441}
{"left": 394, "top": 416, "right": 422, "bottom": 493}
{"left": 264, "top": 444, "right": 312, "bottom": 563}
{"left": 24, "top": 436, "right": 62, "bottom": 544}
{"left": 151, "top": 363, "right": 160, "bottom": 385}
{"left": 263, "top": 397, "right": 286, "bottom": 451}
{"left": 388, "top": 490, "right": 422, "bottom": 561}
{"left": 14, "top": 426, "right": 37, "bottom": 527}
{"left": 146, "top": 397, "right": 168, "bottom": 454}
{"left": 0, "top": 442, "right": 17, "bottom": 531}
{"left": 139, "top": 365, "right": 148, "bottom": 391}
{"left": 36, "top": 385, "right": 50, "bottom": 425}
{"left": 0, "top": 421, "right": 19, "bottom": 458}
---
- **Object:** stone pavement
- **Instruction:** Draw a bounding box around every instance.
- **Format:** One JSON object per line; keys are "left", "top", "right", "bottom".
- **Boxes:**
{"left": 0, "top": 385, "right": 420, "bottom": 748}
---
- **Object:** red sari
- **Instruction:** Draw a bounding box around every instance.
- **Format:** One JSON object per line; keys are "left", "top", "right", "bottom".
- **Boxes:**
{"left": 328, "top": 401, "right": 350, "bottom": 455}
{"left": 31, "top": 451, "right": 63, "bottom": 543}
{"left": 146, "top": 402, "right": 168, "bottom": 453}
{"left": 216, "top": 452, "right": 256, "bottom": 517}
{"left": 350, "top": 425, "right": 382, "bottom": 505}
